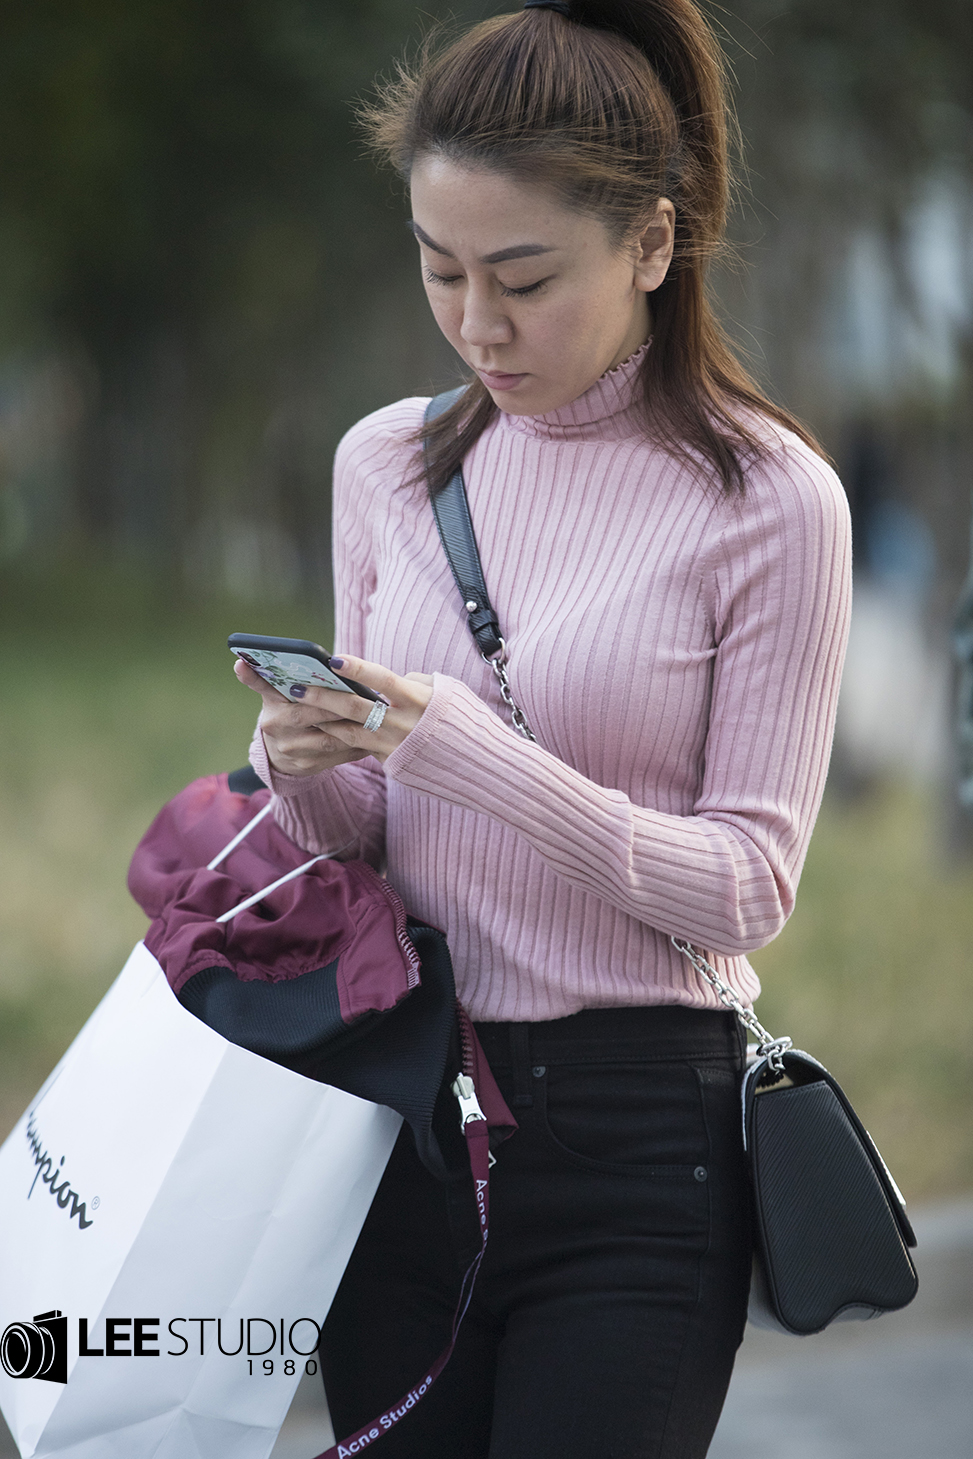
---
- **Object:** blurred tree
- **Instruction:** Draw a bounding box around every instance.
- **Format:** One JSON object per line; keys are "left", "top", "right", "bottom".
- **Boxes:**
{"left": 0, "top": 0, "right": 461, "bottom": 584}
{"left": 711, "top": 2, "right": 973, "bottom": 735}
{"left": 0, "top": 0, "right": 970, "bottom": 603}
{"left": 713, "top": 0, "right": 972, "bottom": 414}
{"left": 712, "top": 1, "right": 973, "bottom": 827}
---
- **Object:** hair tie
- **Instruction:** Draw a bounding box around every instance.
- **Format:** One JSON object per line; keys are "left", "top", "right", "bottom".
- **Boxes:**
{"left": 523, "top": 0, "right": 572, "bottom": 16}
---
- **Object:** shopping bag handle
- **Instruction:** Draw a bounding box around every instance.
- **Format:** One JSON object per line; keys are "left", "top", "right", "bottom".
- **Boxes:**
{"left": 206, "top": 801, "right": 274, "bottom": 870}
{"left": 205, "top": 796, "right": 347, "bottom": 924}
{"left": 215, "top": 855, "right": 331, "bottom": 923}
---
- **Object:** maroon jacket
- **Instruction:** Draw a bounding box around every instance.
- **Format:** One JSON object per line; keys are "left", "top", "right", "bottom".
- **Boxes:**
{"left": 129, "top": 770, "right": 514, "bottom": 1175}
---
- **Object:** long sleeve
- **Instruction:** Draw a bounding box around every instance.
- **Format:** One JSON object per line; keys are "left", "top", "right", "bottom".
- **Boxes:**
{"left": 245, "top": 406, "right": 406, "bottom": 867}
{"left": 382, "top": 444, "right": 851, "bottom": 958}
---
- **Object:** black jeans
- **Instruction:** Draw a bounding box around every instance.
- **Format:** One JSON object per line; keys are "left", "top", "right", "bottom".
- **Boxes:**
{"left": 319, "top": 1005, "right": 751, "bottom": 1459}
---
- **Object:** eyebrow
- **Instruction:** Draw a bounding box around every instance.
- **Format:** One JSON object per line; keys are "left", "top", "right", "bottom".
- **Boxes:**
{"left": 408, "top": 220, "right": 557, "bottom": 265}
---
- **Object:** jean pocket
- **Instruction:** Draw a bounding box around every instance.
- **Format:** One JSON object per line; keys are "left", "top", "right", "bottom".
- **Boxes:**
{"left": 535, "top": 1061, "right": 713, "bottom": 1176}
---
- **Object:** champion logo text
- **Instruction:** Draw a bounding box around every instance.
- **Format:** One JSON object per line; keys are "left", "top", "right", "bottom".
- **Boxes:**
{"left": 24, "top": 1116, "right": 94, "bottom": 1230}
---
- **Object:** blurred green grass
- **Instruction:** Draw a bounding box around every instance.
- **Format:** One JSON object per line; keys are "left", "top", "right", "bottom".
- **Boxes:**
{"left": 0, "top": 563, "right": 334, "bottom": 1135}
{"left": 1, "top": 565, "right": 971, "bottom": 1200}
{"left": 749, "top": 783, "right": 973, "bottom": 1200}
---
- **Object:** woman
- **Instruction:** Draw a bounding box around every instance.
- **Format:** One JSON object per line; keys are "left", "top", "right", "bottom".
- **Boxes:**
{"left": 236, "top": 2, "right": 852, "bottom": 1454}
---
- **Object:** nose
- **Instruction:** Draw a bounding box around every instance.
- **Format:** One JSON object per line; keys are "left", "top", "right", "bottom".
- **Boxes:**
{"left": 460, "top": 284, "right": 514, "bottom": 349}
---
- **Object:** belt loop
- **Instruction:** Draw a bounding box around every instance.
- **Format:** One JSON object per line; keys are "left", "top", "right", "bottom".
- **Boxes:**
{"left": 509, "top": 1024, "right": 533, "bottom": 1107}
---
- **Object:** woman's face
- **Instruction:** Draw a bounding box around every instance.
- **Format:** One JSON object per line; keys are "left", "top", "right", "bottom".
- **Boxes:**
{"left": 409, "top": 155, "right": 674, "bottom": 416}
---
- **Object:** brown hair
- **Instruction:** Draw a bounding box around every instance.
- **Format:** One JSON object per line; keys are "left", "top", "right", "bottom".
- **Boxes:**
{"left": 362, "top": 0, "right": 826, "bottom": 495}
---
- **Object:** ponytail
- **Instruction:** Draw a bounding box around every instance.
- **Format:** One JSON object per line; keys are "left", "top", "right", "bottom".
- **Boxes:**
{"left": 579, "top": 0, "right": 729, "bottom": 241}
{"left": 362, "top": 0, "right": 827, "bottom": 495}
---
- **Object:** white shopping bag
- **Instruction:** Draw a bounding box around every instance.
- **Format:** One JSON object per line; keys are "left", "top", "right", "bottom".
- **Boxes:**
{"left": 0, "top": 941, "right": 402, "bottom": 1459}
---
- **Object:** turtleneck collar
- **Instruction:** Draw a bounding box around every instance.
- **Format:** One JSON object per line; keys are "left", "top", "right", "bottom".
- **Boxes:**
{"left": 499, "top": 339, "right": 650, "bottom": 443}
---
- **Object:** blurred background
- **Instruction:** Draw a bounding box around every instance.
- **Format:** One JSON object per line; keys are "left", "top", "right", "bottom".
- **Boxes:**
{"left": 0, "top": 0, "right": 972, "bottom": 1293}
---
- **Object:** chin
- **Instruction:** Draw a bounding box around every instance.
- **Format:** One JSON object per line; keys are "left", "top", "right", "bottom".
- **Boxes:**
{"left": 487, "top": 392, "right": 533, "bottom": 414}
{"left": 482, "top": 380, "right": 555, "bottom": 415}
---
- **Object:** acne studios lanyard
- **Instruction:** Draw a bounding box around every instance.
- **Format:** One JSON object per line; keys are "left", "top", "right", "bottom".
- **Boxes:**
{"left": 313, "top": 1080, "right": 491, "bottom": 1458}
{"left": 204, "top": 805, "right": 496, "bottom": 1459}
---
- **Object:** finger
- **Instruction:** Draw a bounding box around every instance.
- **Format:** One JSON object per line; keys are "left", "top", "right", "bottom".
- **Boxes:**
{"left": 234, "top": 657, "right": 291, "bottom": 703}
{"left": 320, "top": 674, "right": 433, "bottom": 762}
{"left": 404, "top": 672, "right": 434, "bottom": 687}
{"left": 234, "top": 657, "right": 347, "bottom": 719}
{"left": 256, "top": 706, "right": 374, "bottom": 765}
{"left": 329, "top": 654, "right": 402, "bottom": 705}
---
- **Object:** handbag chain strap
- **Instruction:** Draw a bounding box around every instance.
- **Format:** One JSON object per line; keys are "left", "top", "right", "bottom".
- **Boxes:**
{"left": 425, "top": 390, "right": 536, "bottom": 741}
{"left": 485, "top": 648, "right": 536, "bottom": 741}
{"left": 671, "top": 937, "right": 792, "bottom": 1071}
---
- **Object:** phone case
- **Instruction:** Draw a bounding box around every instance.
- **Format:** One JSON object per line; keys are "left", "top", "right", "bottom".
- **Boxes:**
{"left": 228, "top": 634, "right": 380, "bottom": 702}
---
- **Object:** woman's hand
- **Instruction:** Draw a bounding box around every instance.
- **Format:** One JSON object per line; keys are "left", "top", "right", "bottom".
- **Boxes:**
{"left": 234, "top": 654, "right": 434, "bottom": 775}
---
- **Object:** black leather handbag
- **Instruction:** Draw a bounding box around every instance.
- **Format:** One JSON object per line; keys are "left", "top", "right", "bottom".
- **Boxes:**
{"left": 424, "top": 388, "right": 920, "bottom": 1338}
{"left": 670, "top": 942, "right": 918, "bottom": 1334}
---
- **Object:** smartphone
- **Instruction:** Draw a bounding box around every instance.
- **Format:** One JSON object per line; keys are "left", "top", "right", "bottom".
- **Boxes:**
{"left": 228, "top": 634, "right": 381, "bottom": 703}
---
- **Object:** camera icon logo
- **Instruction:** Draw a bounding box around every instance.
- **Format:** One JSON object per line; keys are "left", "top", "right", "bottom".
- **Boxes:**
{"left": 0, "top": 1311, "right": 68, "bottom": 1384}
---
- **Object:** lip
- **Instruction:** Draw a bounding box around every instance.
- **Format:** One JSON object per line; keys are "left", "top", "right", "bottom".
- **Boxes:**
{"left": 475, "top": 367, "right": 528, "bottom": 391}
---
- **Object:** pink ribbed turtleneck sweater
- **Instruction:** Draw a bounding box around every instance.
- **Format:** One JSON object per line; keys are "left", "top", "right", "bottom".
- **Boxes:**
{"left": 250, "top": 347, "right": 852, "bottom": 1022}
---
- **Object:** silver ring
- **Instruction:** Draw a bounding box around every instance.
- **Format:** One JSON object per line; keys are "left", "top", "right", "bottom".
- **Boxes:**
{"left": 362, "top": 700, "right": 388, "bottom": 733}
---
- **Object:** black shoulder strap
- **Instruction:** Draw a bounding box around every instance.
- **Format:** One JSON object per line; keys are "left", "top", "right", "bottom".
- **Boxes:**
{"left": 424, "top": 390, "right": 504, "bottom": 659}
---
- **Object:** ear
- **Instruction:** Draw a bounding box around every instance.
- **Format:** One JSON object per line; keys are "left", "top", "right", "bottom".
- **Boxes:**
{"left": 633, "top": 200, "right": 675, "bottom": 293}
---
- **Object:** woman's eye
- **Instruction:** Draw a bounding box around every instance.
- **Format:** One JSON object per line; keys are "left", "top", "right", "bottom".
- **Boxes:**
{"left": 424, "top": 268, "right": 463, "bottom": 287}
{"left": 500, "top": 279, "right": 548, "bottom": 298}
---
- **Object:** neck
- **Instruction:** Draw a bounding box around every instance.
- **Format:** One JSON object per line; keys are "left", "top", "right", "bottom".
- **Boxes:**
{"left": 606, "top": 295, "right": 652, "bottom": 374}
